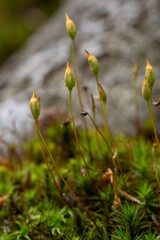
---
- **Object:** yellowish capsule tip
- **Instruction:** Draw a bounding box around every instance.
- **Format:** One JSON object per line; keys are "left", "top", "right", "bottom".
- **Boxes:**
{"left": 146, "top": 59, "right": 152, "bottom": 68}
{"left": 85, "top": 49, "right": 92, "bottom": 57}
{"left": 67, "top": 61, "right": 70, "bottom": 69}
{"left": 85, "top": 49, "right": 89, "bottom": 55}
{"left": 32, "top": 90, "right": 36, "bottom": 98}
{"left": 30, "top": 90, "right": 40, "bottom": 120}
{"left": 85, "top": 50, "right": 93, "bottom": 59}
{"left": 65, "top": 14, "right": 70, "bottom": 21}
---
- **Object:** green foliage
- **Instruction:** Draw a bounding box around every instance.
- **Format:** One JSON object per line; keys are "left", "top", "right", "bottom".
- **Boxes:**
{"left": 137, "top": 182, "right": 157, "bottom": 211}
{"left": 132, "top": 138, "right": 154, "bottom": 181}
{"left": 1, "top": 131, "right": 160, "bottom": 239}
{"left": 112, "top": 227, "right": 132, "bottom": 240}
{"left": 113, "top": 203, "right": 148, "bottom": 238}
{"left": 144, "top": 230, "right": 158, "bottom": 240}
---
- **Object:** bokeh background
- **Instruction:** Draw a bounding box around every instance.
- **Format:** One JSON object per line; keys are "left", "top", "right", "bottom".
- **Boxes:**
{"left": 0, "top": 0, "right": 62, "bottom": 65}
{"left": 0, "top": 0, "right": 160, "bottom": 143}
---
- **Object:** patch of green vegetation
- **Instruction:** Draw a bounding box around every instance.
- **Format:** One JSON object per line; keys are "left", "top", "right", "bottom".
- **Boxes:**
{"left": 0, "top": 127, "right": 160, "bottom": 239}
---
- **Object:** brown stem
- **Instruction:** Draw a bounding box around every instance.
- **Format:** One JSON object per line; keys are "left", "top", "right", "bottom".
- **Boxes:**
{"left": 69, "top": 91, "right": 103, "bottom": 205}
{"left": 87, "top": 112, "right": 128, "bottom": 192}
{"left": 87, "top": 112, "right": 113, "bottom": 154}
{"left": 92, "top": 106, "right": 111, "bottom": 167}
{"left": 72, "top": 39, "right": 93, "bottom": 161}
{"left": 80, "top": 142, "right": 104, "bottom": 169}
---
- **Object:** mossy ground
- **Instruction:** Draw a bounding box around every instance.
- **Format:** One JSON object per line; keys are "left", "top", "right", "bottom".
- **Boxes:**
{"left": 0, "top": 121, "right": 160, "bottom": 240}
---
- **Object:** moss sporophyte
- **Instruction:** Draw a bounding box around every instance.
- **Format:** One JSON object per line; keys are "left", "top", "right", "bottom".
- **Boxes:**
{"left": 85, "top": 49, "right": 128, "bottom": 193}
{"left": 30, "top": 90, "right": 103, "bottom": 237}
{"left": 64, "top": 62, "right": 75, "bottom": 91}
{"left": 85, "top": 50, "right": 100, "bottom": 76}
{"left": 145, "top": 59, "right": 155, "bottom": 88}
{"left": 142, "top": 61, "right": 159, "bottom": 146}
{"left": 30, "top": 90, "right": 40, "bottom": 120}
{"left": 142, "top": 77, "right": 151, "bottom": 101}
{"left": 64, "top": 61, "right": 104, "bottom": 206}
{"left": 65, "top": 13, "right": 93, "bottom": 162}
{"left": 26, "top": 15, "right": 160, "bottom": 238}
{"left": 65, "top": 14, "right": 76, "bottom": 40}
{"left": 98, "top": 83, "right": 107, "bottom": 105}
{"left": 142, "top": 60, "right": 160, "bottom": 187}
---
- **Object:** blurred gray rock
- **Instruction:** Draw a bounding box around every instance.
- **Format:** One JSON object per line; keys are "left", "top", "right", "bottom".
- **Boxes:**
{"left": 1, "top": 0, "right": 160, "bottom": 143}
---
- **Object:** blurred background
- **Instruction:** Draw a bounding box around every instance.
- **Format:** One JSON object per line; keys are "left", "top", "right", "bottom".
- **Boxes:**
{"left": 0, "top": 0, "right": 62, "bottom": 65}
{"left": 0, "top": 0, "right": 160, "bottom": 143}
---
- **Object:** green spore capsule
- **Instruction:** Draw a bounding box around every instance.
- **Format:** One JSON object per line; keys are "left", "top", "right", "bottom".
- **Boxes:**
{"left": 142, "top": 77, "right": 151, "bottom": 101}
{"left": 145, "top": 59, "right": 155, "bottom": 88}
{"left": 64, "top": 62, "right": 75, "bottom": 91}
{"left": 85, "top": 50, "right": 100, "bottom": 76}
{"left": 65, "top": 14, "right": 76, "bottom": 40}
{"left": 30, "top": 90, "right": 40, "bottom": 120}
{"left": 99, "top": 83, "right": 107, "bottom": 104}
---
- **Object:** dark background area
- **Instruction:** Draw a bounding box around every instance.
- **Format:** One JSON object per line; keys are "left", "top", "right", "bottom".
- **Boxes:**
{"left": 0, "top": 0, "right": 62, "bottom": 65}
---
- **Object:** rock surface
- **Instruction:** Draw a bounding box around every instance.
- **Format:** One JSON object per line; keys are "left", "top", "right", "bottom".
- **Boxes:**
{"left": 1, "top": 0, "right": 160, "bottom": 142}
